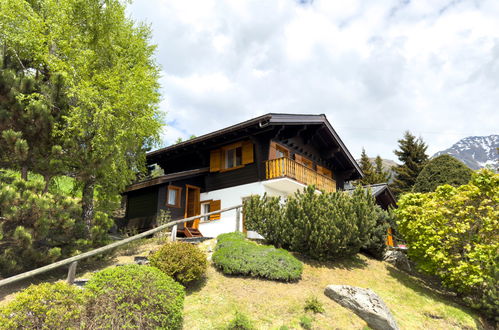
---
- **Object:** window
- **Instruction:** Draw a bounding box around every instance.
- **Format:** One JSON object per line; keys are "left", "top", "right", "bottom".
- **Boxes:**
{"left": 269, "top": 141, "right": 289, "bottom": 160}
{"left": 225, "top": 146, "right": 242, "bottom": 169}
{"left": 166, "top": 185, "right": 181, "bottom": 207}
{"left": 201, "top": 202, "right": 211, "bottom": 221}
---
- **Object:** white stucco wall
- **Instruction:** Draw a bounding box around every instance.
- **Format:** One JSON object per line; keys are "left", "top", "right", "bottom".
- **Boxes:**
{"left": 198, "top": 180, "right": 291, "bottom": 238}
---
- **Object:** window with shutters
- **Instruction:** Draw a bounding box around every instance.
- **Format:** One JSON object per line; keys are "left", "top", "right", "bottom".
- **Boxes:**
{"left": 200, "top": 199, "right": 221, "bottom": 221}
{"left": 210, "top": 140, "right": 254, "bottom": 172}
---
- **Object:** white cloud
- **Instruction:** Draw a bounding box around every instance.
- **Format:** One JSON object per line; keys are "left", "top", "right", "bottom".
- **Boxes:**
{"left": 129, "top": 0, "right": 499, "bottom": 159}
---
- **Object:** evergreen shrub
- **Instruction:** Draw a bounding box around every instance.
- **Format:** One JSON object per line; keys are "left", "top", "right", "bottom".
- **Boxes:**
{"left": 396, "top": 169, "right": 498, "bottom": 320}
{"left": 83, "top": 264, "right": 185, "bottom": 329}
{"left": 244, "top": 186, "right": 389, "bottom": 260}
{"left": 0, "top": 282, "right": 84, "bottom": 329}
{"left": 225, "top": 311, "right": 254, "bottom": 330}
{"left": 149, "top": 241, "right": 207, "bottom": 285}
{"left": 212, "top": 232, "right": 303, "bottom": 281}
{"left": 413, "top": 154, "right": 472, "bottom": 193}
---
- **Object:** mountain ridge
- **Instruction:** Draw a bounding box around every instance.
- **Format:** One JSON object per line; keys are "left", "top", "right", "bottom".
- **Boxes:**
{"left": 433, "top": 135, "right": 498, "bottom": 170}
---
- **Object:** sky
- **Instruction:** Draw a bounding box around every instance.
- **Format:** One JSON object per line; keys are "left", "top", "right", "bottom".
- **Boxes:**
{"left": 128, "top": 0, "right": 499, "bottom": 160}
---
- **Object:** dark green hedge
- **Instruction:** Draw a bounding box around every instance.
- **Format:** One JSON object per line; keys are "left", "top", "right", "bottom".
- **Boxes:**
{"left": 212, "top": 232, "right": 303, "bottom": 281}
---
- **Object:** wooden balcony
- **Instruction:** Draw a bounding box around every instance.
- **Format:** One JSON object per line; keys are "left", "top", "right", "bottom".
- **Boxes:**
{"left": 265, "top": 158, "right": 336, "bottom": 193}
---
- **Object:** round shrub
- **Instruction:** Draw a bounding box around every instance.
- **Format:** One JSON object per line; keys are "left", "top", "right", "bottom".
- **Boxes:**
{"left": 83, "top": 264, "right": 184, "bottom": 329}
{"left": 149, "top": 241, "right": 207, "bottom": 285}
{"left": 413, "top": 154, "right": 472, "bottom": 193}
{"left": 0, "top": 282, "right": 84, "bottom": 329}
{"left": 213, "top": 233, "right": 303, "bottom": 281}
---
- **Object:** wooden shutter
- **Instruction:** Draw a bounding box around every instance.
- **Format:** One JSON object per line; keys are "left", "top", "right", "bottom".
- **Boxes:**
{"left": 242, "top": 141, "right": 254, "bottom": 165}
{"left": 210, "top": 149, "right": 222, "bottom": 172}
{"left": 209, "top": 200, "right": 221, "bottom": 220}
{"left": 294, "top": 153, "right": 303, "bottom": 164}
{"left": 317, "top": 165, "right": 332, "bottom": 178}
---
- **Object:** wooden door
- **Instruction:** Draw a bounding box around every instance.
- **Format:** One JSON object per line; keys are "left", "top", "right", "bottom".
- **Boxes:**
{"left": 184, "top": 185, "right": 201, "bottom": 229}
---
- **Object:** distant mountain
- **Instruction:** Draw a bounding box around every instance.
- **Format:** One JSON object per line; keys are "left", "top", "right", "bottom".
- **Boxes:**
{"left": 433, "top": 135, "right": 499, "bottom": 170}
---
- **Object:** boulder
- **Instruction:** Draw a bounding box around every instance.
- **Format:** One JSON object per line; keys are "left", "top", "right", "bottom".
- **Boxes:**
{"left": 383, "top": 250, "right": 411, "bottom": 272}
{"left": 324, "top": 285, "right": 399, "bottom": 330}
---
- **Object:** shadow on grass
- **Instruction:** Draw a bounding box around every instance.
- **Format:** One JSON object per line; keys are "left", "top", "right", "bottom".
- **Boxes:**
{"left": 185, "top": 276, "right": 208, "bottom": 295}
{"left": 295, "top": 253, "right": 369, "bottom": 271}
{"left": 387, "top": 266, "right": 491, "bottom": 330}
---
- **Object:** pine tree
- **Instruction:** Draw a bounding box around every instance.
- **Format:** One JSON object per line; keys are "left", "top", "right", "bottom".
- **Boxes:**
{"left": 374, "top": 155, "right": 391, "bottom": 183}
{"left": 390, "top": 131, "right": 428, "bottom": 196}
{"left": 358, "top": 148, "right": 377, "bottom": 185}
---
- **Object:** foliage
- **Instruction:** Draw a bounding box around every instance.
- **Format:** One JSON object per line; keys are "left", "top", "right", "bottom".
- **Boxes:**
{"left": 358, "top": 149, "right": 391, "bottom": 185}
{"left": 304, "top": 296, "right": 325, "bottom": 314}
{"left": 299, "top": 315, "right": 313, "bottom": 329}
{"left": 83, "top": 264, "right": 185, "bottom": 329}
{"left": 226, "top": 311, "right": 254, "bottom": 330}
{"left": 0, "top": 282, "right": 84, "bottom": 329}
{"left": 395, "top": 169, "right": 499, "bottom": 320}
{"left": 244, "top": 186, "right": 388, "bottom": 260}
{"left": 0, "top": 0, "right": 162, "bottom": 233}
{"left": 0, "top": 171, "right": 111, "bottom": 276}
{"left": 149, "top": 241, "right": 208, "bottom": 285}
{"left": 391, "top": 131, "right": 429, "bottom": 196}
{"left": 212, "top": 232, "right": 303, "bottom": 281}
{"left": 361, "top": 208, "right": 391, "bottom": 260}
{"left": 413, "top": 154, "right": 472, "bottom": 193}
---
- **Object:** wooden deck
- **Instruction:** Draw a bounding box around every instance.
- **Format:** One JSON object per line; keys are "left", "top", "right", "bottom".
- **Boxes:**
{"left": 265, "top": 158, "right": 336, "bottom": 193}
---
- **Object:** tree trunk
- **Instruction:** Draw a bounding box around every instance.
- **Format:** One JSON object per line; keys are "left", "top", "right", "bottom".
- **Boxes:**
{"left": 82, "top": 177, "right": 95, "bottom": 236}
{"left": 21, "top": 166, "right": 28, "bottom": 180}
{"left": 43, "top": 174, "right": 52, "bottom": 194}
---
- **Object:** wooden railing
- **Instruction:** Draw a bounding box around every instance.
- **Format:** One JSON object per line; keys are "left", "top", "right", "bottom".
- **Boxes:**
{"left": 265, "top": 157, "right": 336, "bottom": 192}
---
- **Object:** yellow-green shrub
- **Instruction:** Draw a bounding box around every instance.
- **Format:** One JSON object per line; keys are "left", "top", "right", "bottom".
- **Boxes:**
{"left": 0, "top": 282, "right": 84, "bottom": 329}
{"left": 83, "top": 264, "right": 185, "bottom": 329}
{"left": 396, "top": 169, "right": 498, "bottom": 320}
{"left": 149, "top": 241, "right": 207, "bottom": 285}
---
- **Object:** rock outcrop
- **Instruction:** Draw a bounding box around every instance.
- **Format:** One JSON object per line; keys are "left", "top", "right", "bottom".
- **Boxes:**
{"left": 324, "top": 285, "right": 399, "bottom": 330}
{"left": 383, "top": 250, "right": 411, "bottom": 272}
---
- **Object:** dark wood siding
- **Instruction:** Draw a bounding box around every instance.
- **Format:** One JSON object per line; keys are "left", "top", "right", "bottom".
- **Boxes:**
{"left": 126, "top": 187, "right": 158, "bottom": 219}
{"left": 205, "top": 163, "right": 259, "bottom": 191}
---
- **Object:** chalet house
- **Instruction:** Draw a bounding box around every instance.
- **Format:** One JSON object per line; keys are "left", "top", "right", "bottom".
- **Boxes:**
{"left": 123, "top": 113, "right": 363, "bottom": 238}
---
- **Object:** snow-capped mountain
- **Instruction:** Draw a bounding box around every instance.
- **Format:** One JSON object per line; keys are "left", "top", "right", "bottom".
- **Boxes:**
{"left": 433, "top": 135, "right": 499, "bottom": 170}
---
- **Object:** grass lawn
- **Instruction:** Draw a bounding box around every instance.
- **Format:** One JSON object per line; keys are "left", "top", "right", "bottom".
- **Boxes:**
{"left": 0, "top": 238, "right": 484, "bottom": 329}
{"left": 185, "top": 240, "right": 481, "bottom": 330}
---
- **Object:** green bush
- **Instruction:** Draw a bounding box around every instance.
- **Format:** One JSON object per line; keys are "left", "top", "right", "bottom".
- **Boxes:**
{"left": 226, "top": 311, "right": 254, "bottom": 330}
{"left": 0, "top": 282, "right": 84, "bottom": 329}
{"left": 83, "top": 264, "right": 185, "bottom": 329}
{"left": 396, "top": 169, "right": 498, "bottom": 320}
{"left": 212, "top": 233, "right": 303, "bottom": 281}
{"left": 299, "top": 315, "right": 313, "bottom": 329}
{"left": 244, "top": 186, "right": 387, "bottom": 260}
{"left": 149, "top": 241, "right": 207, "bottom": 285}
{"left": 304, "top": 296, "right": 325, "bottom": 314}
{"left": 413, "top": 154, "right": 472, "bottom": 193}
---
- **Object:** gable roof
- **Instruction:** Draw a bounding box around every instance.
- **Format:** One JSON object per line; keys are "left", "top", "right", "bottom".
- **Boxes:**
{"left": 148, "top": 113, "right": 363, "bottom": 179}
{"left": 345, "top": 183, "right": 397, "bottom": 209}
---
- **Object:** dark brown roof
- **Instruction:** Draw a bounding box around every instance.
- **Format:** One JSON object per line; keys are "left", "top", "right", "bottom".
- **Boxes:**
{"left": 125, "top": 168, "right": 209, "bottom": 193}
{"left": 148, "top": 113, "right": 363, "bottom": 178}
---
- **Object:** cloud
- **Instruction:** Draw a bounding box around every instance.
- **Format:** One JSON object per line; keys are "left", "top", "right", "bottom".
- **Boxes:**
{"left": 129, "top": 0, "right": 499, "bottom": 160}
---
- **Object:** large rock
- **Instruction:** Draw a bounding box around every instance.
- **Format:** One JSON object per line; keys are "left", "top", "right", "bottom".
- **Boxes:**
{"left": 324, "top": 285, "right": 399, "bottom": 330}
{"left": 383, "top": 250, "right": 411, "bottom": 272}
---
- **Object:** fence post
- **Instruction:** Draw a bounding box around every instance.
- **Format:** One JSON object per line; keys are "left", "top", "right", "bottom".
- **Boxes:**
{"left": 66, "top": 261, "right": 78, "bottom": 284}
{"left": 235, "top": 207, "right": 241, "bottom": 232}
{"left": 171, "top": 224, "right": 177, "bottom": 241}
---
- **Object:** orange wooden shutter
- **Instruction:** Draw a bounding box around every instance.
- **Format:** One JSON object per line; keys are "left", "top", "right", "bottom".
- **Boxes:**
{"left": 294, "top": 154, "right": 303, "bottom": 164}
{"left": 242, "top": 141, "right": 254, "bottom": 165}
{"left": 317, "top": 165, "right": 332, "bottom": 178}
{"left": 210, "top": 149, "right": 221, "bottom": 172}
{"left": 209, "top": 200, "right": 221, "bottom": 220}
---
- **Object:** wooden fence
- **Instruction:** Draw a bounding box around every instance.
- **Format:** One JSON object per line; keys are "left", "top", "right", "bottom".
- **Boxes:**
{"left": 0, "top": 204, "right": 242, "bottom": 288}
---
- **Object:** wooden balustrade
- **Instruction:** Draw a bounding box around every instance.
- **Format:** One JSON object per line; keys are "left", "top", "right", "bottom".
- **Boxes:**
{"left": 265, "top": 158, "right": 336, "bottom": 193}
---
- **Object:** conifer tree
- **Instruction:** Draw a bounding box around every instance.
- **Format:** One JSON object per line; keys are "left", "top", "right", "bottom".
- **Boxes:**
{"left": 358, "top": 148, "right": 377, "bottom": 185}
{"left": 390, "top": 131, "right": 428, "bottom": 196}
{"left": 374, "top": 155, "right": 391, "bottom": 183}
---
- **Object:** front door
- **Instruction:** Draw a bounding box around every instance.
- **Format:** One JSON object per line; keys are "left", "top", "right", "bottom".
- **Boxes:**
{"left": 185, "top": 185, "right": 201, "bottom": 229}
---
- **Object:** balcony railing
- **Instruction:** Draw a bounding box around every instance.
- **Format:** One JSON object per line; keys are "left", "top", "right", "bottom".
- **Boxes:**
{"left": 265, "top": 157, "right": 336, "bottom": 193}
